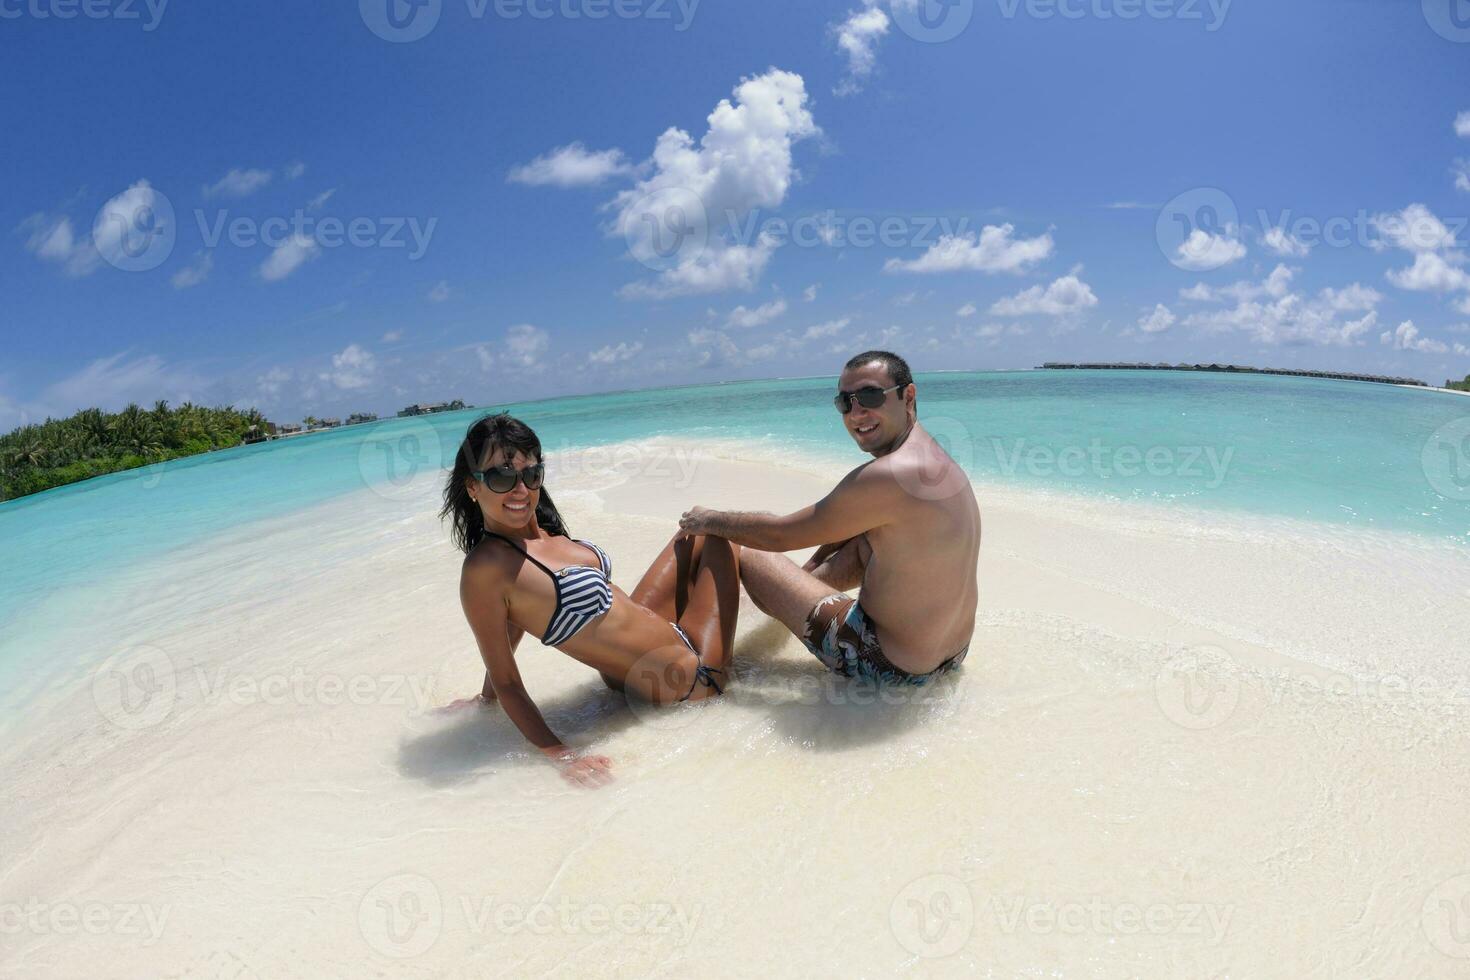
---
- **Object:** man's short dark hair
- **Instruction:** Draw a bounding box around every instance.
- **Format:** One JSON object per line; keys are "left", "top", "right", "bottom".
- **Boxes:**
{"left": 844, "top": 350, "right": 913, "bottom": 389}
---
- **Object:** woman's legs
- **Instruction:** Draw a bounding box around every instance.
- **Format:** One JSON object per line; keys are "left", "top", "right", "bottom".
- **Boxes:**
{"left": 620, "top": 532, "right": 741, "bottom": 703}
{"left": 672, "top": 536, "right": 741, "bottom": 702}
{"left": 629, "top": 534, "right": 706, "bottom": 620}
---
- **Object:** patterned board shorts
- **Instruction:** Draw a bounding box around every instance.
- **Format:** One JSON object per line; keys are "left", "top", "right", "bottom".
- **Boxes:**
{"left": 800, "top": 593, "right": 968, "bottom": 686}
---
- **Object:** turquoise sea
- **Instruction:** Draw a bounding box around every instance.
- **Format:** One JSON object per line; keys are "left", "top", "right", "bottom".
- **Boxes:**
{"left": 2, "top": 369, "right": 1468, "bottom": 638}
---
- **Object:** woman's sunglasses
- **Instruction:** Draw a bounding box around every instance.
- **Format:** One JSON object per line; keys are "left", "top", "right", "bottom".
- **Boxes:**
{"left": 834, "top": 383, "right": 904, "bottom": 414}
{"left": 473, "top": 462, "right": 545, "bottom": 494}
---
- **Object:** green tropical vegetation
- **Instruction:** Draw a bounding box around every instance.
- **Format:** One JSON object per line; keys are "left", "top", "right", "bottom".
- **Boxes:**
{"left": 1448, "top": 374, "right": 1470, "bottom": 393}
{"left": 0, "top": 402, "right": 270, "bottom": 501}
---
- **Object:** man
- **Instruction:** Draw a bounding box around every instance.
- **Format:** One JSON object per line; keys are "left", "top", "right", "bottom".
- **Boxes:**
{"left": 678, "top": 351, "right": 980, "bottom": 684}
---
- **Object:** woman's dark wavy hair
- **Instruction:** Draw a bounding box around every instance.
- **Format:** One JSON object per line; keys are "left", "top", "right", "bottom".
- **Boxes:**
{"left": 441, "top": 412, "right": 569, "bottom": 554}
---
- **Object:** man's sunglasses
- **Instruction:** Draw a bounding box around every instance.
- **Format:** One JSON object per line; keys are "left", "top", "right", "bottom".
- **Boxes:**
{"left": 473, "top": 462, "right": 545, "bottom": 493}
{"left": 834, "top": 383, "right": 904, "bottom": 414}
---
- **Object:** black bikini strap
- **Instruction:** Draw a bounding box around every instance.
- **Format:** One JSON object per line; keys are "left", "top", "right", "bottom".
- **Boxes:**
{"left": 480, "top": 530, "right": 558, "bottom": 580}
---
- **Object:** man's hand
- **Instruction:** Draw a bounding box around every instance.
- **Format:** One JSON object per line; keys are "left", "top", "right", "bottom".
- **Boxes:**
{"left": 803, "top": 538, "right": 852, "bottom": 573}
{"left": 678, "top": 505, "right": 718, "bottom": 539}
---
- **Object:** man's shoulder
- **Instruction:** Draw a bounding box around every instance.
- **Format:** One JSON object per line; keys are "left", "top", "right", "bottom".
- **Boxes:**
{"left": 880, "top": 434, "right": 977, "bottom": 508}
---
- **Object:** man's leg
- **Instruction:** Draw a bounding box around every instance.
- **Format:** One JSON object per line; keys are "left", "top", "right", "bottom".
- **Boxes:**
{"left": 740, "top": 548, "right": 849, "bottom": 639}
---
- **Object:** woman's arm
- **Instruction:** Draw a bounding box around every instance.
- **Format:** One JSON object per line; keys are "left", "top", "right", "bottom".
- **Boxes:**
{"left": 473, "top": 622, "right": 523, "bottom": 703}
{"left": 459, "top": 559, "right": 612, "bottom": 785}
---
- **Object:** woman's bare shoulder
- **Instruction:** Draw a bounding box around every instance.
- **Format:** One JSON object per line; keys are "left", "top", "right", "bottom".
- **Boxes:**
{"left": 461, "top": 538, "right": 519, "bottom": 590}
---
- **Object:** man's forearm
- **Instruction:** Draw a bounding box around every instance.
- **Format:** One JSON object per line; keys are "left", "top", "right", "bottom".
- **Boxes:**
{"left": 700, "top": 510, "right": 790, "bottom": 551}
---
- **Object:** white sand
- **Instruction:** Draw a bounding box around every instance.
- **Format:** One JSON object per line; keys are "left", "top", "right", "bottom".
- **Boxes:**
{"left": 3, "top": 436, "right": 1469, "bottom": 977}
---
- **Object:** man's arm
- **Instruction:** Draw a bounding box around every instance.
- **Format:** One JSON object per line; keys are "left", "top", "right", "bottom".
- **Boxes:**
{"left": 680, "top": 463, "right": 902, "bottom": 552}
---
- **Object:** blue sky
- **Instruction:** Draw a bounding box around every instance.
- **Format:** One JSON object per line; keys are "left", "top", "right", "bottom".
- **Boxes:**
{"left": 3, "top": 0, "right": 1470, "bottom": 426}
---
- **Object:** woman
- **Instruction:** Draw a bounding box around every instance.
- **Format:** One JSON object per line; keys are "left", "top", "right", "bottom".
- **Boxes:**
{"left": 440, "top": 413, "right": 741, "bottom": 786}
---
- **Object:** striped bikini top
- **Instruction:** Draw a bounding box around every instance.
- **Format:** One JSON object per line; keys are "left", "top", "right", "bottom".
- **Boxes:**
{"left": 481, "top": 531, "right": 614, "bottom": 647}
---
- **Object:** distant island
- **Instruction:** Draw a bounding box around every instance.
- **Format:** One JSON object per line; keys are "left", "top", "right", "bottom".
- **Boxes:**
{"left": 268, "top": 401, "right": 468, "bottom": 440}
{"left": 1038, "top": 362, "right": 1430, "bottom": 387}
{"left": 0, "top": 399, "right": 471, "bottom": 501}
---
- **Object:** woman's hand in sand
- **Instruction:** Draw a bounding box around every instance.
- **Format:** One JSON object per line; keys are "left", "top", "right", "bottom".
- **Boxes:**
{"left": 542, "top": 747, "right": 614, "bottom": 788}
{"left": 438, "top": 693, "right": 499, "bottom": 714}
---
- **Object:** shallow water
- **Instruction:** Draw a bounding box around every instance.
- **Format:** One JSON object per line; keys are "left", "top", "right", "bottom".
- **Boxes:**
{"left": 2, "top": 440, "right": 1468, "bottom": 976}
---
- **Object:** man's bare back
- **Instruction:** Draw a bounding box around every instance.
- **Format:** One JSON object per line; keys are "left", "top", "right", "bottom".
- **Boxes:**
{"left": 843, "top": 424, "right": 980, "bottom": 668}
{"left": 678, "top": 351, "right": 981, "bottom": 681}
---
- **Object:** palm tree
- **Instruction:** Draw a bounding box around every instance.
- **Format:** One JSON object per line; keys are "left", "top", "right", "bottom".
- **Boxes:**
{"left": 7, "top": 441, "right": 49, "bottom": 469}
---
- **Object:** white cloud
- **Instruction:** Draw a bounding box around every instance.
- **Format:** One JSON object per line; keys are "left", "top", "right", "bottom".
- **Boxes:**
{"left": 618, "top": 236, "right": 779, "bottom": 300}
{"left": 284, "top": 161, "right": 307, "bottom": 180}
{"left": 1260, "top": 226, "right": 1312, "bottom": 257}
{"left": 1372, "top": 205, "right": 1470, "bottom": 310}
{"left": 505, "top": 324, "right": 549, "bottom": 368}
{"left": 92, "top": 181, "right": 172, "bottom": 273}
{"left": 1386, "top": 251, "right": 1470, "bottom": 293}
{"left": 1380, "top": 320, "right": 1448, "bottom": 354}
{"left": 803, "top": 283, "right": 820, "bottom": 302}
{"left": 1319, "top": 282, "right": 1383, "bottom": 312}
{"left": 990, "top": 275, "right": 1099, "bottom": 316}
{"left": 1173, "top": 229, "right": 1247, "bottom": 271}
{"left": 1451, "top": 160, "right": 1470, "bottom": 195}
{"left": 28, "top": 216, "right": 74, "bottom": 259}
{"left": 612, "top": 69, "right": 818, "bottom": 299}
{"left": 687, "top": 327, "right": 742, "bottom": 368}
{"left": 319, "top": 344, "right": 376, "bottom": 389}
{"left": 204, "top": 168, "right": 273, "bottom": 199}
{"left": 1456, "top": 110, "right": 1470, "bottom": 139}
{"left": 1137, "top": 304, "right": 1176, "bottom": 334}
{"left": 1181, "top": 263, "right": 1297, "bottom": 305}
{"left": 884, "top": 224, "right": 1054, "bottom": 275}
{"left": 956, "top": 302, "right": 977, "bottom": 318}
{"left": 307, "top": 188, "right": 337, "bottom": 212}
{"left": 1372, "top": 204, "right": 1459, "bottom": 253}
{"left": 170, "top": 251, "right": 213, "bottom": 290}
{"left": 256, "top": 366, "right": 291, "bottom": 400}
{"left": 474, "top": 345, "right": 495, "bottom": 371}
{"left": 725, "top": 298, "right": 787, "bottom": 328}
{"left": 509, "top": 142, "right": 636, "bottom": 187}
{"left": 832, "top": 4, "right": 890, "bottom": 95}
{"left": 19, "top": 213, "right": 101, "bottom": 277}
{"left": 427, "top": 280, "right": 450, "bottom": 303}
{"left": 975, "top": 322, "right": 1030, "bottom": 341}
{"left": 259, "top": 234, "right": 320, "bottom": 282}
{"left": 41, "top": 352, "right": 208, "bottom": 415}
{"left": 802, "top": 317, "right": 851, "bottom": 341}
{"left": 1181, "top": 266, "right": 1383, "bottom": 347}
{"left": 23, "top": 183, "right": 174, "bottom": 279}
{"left": 588, "top": 341, "right": 644, "bottom": 365}
{"left": 381, "top": 330, "right": 403, "bottom": 343}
